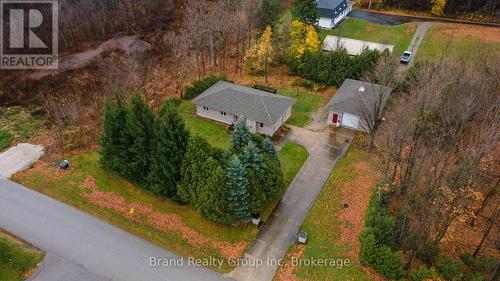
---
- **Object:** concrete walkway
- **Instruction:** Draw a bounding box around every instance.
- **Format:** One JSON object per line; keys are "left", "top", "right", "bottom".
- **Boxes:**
{"left": 0, "top": 179, "right": 227, "bottom": 281}
{"left": 230, "top": 126, "right": 355, "bottom": 281}
{"left": 0, "top": 143, "right": 44, "bottom": 178}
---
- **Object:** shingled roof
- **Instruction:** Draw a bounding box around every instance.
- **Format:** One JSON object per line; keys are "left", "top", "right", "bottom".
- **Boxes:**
{"left": 327, "top": 79, "right": 393, "bottom": 115}
{"left": 316, "top": 0, "right": 348, "bottom": 18}
{"left": 192, "top": 81, "right": 296, "bottom": 126}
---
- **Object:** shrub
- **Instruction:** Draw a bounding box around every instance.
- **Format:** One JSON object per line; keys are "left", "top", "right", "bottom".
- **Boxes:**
{"left": 467, "top": 274, "right": 488, "bottom": 281}
{"left": 410, "top": 265, "right": 434, "bottom": 281}
{"left": 365, "top": 190, "right": 398, "bottom": 248}
{"left": 359, "top": 227, "right": 404, "bottom": 280}
{"left": 163, "top": 97, "right": 181, "bottom": 108}
{"left": 461, "top": 253, "right": 497, "bottom": 273}
{"left": 183, "top": 75, "right": 229, "bottom": 100}
{"left": 418, "top": 241, "right": 440, "bottom": 265}
{"left": 436, "top": 256, "right": 464, "bottom": 281}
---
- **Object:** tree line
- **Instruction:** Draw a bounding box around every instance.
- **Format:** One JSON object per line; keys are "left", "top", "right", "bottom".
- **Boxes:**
{"left": 358, "top": 0, "right": 498, "bottom": 18}
{"left": 361, "top": 52, "right": 500, "bottom": 279}
{"left": 100, "top": 94, "right": 285, "bottom": 224}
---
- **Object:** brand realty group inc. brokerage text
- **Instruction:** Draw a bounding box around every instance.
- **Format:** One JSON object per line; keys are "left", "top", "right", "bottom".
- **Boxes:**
{"left": 149, "top": 256, "right": 353, "bottom": 270}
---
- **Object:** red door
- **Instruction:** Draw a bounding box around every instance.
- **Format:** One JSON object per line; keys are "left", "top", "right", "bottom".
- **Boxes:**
{"left": 332, "top": 114, "right": 338, "bottom": 124}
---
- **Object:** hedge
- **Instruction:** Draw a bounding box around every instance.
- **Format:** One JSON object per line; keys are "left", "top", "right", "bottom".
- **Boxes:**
{"left": 183, "top": 75, "right": 230, "bottom": 100}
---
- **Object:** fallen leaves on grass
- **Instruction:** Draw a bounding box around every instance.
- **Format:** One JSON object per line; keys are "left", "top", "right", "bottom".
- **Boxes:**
{"left": 336, "top": 161, "right": 380, "bottom": 259}
{"left": 275, "top": 245, "right": 308, "bottom": 281}
{"left": 79, "top": 176, "right": 247, "bottom": 260}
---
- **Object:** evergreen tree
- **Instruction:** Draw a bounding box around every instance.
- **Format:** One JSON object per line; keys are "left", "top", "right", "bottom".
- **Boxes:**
{"left": 258, "top": 0, "right": 282, "bottom": 29}
{"left": 178, "top": 136, "right": 214, "bottom": 204}
{"left": 232, "top": 118, "right": 252, "bottom": 152}
{"left": 198, "top": 158, "right": 232, "bottom": 224}
{"left": 226, "top": 157, "right": 251, "bottom": 223}
{"left": 124, "top": 93, "right": 156, "bottom": 186}
{"left": 99, "top": 95, "right": 130, "bottom": 175}
{"left": 262, "top": 137, "right": 280, "bottom": 165}
{"left": 240, "top": 141, "right": 268, "bottom": 213}
{"left": 148, "top": 103, "right": 189, "bottom": 197}
{"left": 100, "top": 100, "right": 118, "bottom": 170}
{"left": 291, "top": 0, "right": 319, "bottom": 25}
{"left": 240, "top": 141, "right": 266, "bottom": 174}
{"left": 262, "top": 154, "right": 285, "bottom": 199}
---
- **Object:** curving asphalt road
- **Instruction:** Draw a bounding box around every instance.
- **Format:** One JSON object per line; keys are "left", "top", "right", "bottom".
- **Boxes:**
{"left": 0, "top": 178, "right": 228, "bottom": 281}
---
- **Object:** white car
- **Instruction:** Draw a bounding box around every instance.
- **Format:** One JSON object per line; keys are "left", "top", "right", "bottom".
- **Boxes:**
{"left": 400, "top": 51, "right": 413, "bottom": 64}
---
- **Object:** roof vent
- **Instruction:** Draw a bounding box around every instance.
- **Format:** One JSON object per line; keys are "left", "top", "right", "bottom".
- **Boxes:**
{"left": 359, "top": 85, "right": 365, "bottom": 93}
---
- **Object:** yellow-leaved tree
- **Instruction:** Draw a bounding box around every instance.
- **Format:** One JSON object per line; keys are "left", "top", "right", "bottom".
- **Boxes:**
{"left": 246, "top": 26, "right": 273, "bottom": 82}
{"left": 289, "top": 20, "right": 320, "bottom": 58}
{"left": 431, "top": 0, "right": 446, "bottom": 16}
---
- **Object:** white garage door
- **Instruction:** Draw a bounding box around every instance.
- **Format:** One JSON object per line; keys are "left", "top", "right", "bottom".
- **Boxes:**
{"left": 341, "top": 112, "right": 359, "bottom": 129}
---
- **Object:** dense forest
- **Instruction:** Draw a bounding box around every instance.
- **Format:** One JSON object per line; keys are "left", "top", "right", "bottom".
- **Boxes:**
{"left": 358, "top": 0, "right": 499, "bottom": 20}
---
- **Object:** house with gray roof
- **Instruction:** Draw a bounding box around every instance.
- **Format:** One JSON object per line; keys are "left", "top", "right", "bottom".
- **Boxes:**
{"left": 327, "top": 79, "right": 392, "bottom": 131}
{"left": 316, "top": 0, "right": 354, "bottom": 29}
{"left": 192, "top": 81, "right": 296, "bottom": 136}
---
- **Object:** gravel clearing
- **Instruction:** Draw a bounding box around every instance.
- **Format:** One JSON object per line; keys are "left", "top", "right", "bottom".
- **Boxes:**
{"left": 0, "top": 143, "right": 44, "bottom": 178}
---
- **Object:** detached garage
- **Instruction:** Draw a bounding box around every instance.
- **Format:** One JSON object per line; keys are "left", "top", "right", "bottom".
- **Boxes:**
{"left": 326, "top": 79, "right": 392, "bottom": 132}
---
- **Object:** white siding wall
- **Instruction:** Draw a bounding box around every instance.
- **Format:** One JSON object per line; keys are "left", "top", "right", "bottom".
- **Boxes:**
{"left": 318, "top": 17, "right": 333, "bottom": 29}
{"left": 196, "top": 104, "right": 293, "bottom": 136}
{"left": 318, "top": 5, "right": 352, "bottom": 29}
{"left": 196, "top": 105, "right": 237, "bottom": 124}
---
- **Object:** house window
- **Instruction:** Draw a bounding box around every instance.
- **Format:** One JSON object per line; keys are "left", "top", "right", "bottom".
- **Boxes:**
{"left": 203, "top": 106, "right": 209, "bottom": 111}
{"left": 220, "top": 111, "right": 227, "bottom": 117}
{"left": 259, "top": 122, "right": 264, "bottom": 128}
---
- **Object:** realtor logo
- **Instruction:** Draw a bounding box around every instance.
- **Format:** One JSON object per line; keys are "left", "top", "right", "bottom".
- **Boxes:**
{"left": 0, "top": 0, "right": 58, "bottom": 69}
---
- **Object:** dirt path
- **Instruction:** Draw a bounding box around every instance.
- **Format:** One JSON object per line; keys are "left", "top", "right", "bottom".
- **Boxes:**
{"left": 26, "top": 36, "right": 151, "bottom": 80}
{"left": 397, "top": 22, "right": 434, "bottom": 75}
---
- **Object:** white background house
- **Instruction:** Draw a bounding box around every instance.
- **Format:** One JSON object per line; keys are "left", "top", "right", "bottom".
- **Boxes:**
{"left": 193, "top": 81, "right": 295, "bottom": 136}
{"left": 317, "top": 0, "right": 354, "bottom": 29}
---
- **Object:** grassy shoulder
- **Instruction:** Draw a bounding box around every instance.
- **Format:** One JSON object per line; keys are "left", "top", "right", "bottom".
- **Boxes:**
{"left": 0, "top": 230, "right": 43, "bottom": 281}
{"left": 417, "top": 23, "right": 500, "bottom": 61}
{"left": 275, "top": 145, "right": 381, "bottom": 281}
{"left": 319, "top": 17, "right": 417, "bottom": 54}
{"left": 13, "top": 141, "right": 307, "bottom": 272}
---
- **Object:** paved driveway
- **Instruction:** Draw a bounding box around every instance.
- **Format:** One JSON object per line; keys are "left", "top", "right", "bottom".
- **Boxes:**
{"left": 0, "top": 179, "right": 227, "bottom": 281}
{"left": 0, "top": 143, "right": 44, "bottom": 178}
{"left": 230, "top": 126, "right": 355, "bottom": 281}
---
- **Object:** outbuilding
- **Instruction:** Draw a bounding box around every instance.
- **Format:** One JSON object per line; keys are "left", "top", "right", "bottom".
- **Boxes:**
{"left": 326, "top": 79, "right": 392, "bottom": 131}
{"left": 322, "top": 35, "right": 394, "bottom": 55}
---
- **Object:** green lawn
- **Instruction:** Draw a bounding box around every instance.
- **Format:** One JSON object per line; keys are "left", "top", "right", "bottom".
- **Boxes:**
{"left": 279, "top": 146, "right": 378, "bottom": 281}
{"left": 178, "top": 102, "right": 230, "bottom": 149}
{"left": 15, "top": 142, "right": 307, "bottom": 272}
{"left": 261, "top": 141, "right": 309, "bottom": 220}
{"left": 278, "top": 89, "right": 324, "bottom": 127}
{"left": 319, "top": 17, "right": 417, "bottom": 54}
{"left": 0, "top": 231, "right": 43, "bottom": 281}
{"left": 417, "top": 23, "right": 500, "bottom": 61}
